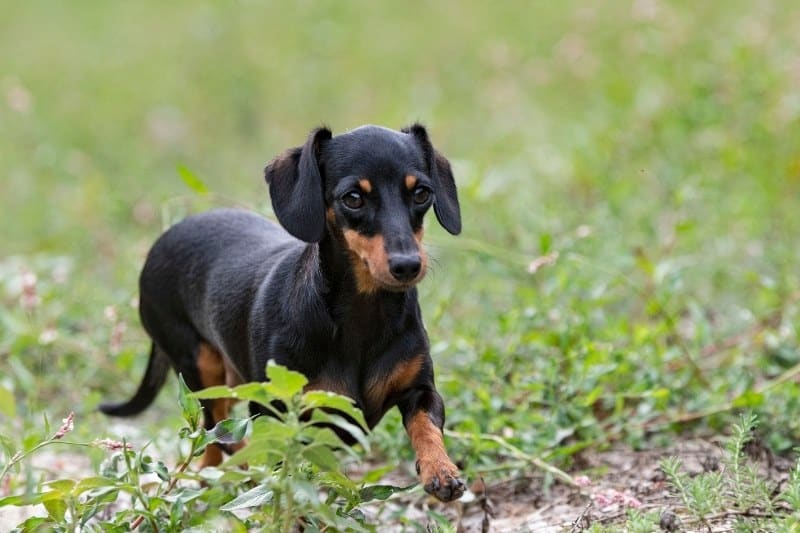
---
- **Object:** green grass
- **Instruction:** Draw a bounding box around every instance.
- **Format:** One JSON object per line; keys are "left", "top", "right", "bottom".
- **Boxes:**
{"left": 2, "top": 1, "right": 800, "bottom": 529}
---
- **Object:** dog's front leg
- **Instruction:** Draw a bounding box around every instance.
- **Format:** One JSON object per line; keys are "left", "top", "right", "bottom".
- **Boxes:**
{"left": 399, "top": 388, "right": 465, "bottom": 502}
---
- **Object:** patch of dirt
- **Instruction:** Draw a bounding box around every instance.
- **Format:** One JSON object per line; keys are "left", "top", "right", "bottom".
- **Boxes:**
{"left": 364, "top": 438, "right": 795, "bottom": 532}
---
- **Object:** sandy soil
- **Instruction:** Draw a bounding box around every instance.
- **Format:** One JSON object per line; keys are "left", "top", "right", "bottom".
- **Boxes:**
{"left": 365, "top": 438, "right": 795, "bottom": 532}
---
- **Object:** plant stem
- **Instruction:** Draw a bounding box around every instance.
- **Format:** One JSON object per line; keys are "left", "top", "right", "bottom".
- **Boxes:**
{"left": 0, "top": 441, "right": 92, "bottom": 484}
{"left": 445, "top": 430, "right": 578, "bottom": 487}
{"left": 131, "top": 434, "right": 201, "bottom": 530}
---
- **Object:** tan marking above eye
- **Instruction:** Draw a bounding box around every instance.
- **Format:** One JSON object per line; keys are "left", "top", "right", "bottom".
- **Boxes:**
{"left": 405, "top": 175, "right": 418, "bottom": 190}
{"left": 358, "top": 179, "right": 373, "bottom": 193}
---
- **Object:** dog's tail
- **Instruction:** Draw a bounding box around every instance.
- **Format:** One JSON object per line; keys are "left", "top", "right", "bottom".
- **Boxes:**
{"left": 99, "top": 343, "right": 171, "bottom": 416}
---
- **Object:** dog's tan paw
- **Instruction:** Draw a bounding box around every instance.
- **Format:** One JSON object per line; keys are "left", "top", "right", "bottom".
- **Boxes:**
{"left": 417, "top": 459, "right": 466, "bottom": 502}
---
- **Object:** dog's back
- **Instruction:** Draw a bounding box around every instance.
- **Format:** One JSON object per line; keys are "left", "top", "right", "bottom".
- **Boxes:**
{"left": 139, "top": 208, "right": 300, "bottom": 380}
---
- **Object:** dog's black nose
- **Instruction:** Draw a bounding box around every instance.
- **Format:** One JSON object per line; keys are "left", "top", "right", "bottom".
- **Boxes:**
{"left": 389, "top": 254, "right": 421, "bottom": 282}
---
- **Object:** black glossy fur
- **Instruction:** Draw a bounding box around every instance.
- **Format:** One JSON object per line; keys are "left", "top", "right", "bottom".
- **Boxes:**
{"left": 100, "top": 124, "right": 466, "bottom": 501}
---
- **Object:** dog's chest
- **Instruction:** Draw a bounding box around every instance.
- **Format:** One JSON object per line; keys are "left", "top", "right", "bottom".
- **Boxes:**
{"left": 303, "top": 350, "right": 423, "bottom": 429}
{"left": 297, "top": 297, "right": 427, "bottom": 427}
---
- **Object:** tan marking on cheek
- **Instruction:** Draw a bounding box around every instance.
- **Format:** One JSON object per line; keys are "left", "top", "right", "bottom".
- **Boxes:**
{"left": 414, "top": 227, "right": 428, "bottom": 278}
{"left": 358, "top": 179, "right": 372, "bottom": 193}
{"left": 405, "top": 175, "right": 418, "bottom": 190}
{"left": 326, "top": 207, "right": 337, "bottom": 225}
{"left": 366, "top": 356, "right": 424, "bottom": 409}
{"left": 342, "top": 230, "right": 390, "bottom": 293}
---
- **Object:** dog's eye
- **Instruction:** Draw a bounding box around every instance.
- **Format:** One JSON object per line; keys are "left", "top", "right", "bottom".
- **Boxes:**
{"left": 412, "top": 187, "right": 431, "bottom": 205}
{"left": 342, "top": 191, "right": 364, "bottom": 209}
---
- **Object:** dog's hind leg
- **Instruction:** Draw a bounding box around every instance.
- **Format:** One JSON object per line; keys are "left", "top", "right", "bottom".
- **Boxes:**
{"left": 194, "top": 342, "right": 245, "bottom": 467}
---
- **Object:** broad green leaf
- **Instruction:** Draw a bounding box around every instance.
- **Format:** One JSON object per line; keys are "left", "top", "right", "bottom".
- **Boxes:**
{"left": 220, "top": 483, "right": 274, "bottom": 511}
{"left": 309, "top": 410, "right": 370, "bottom": 452}
{"left": 153, "top": 461, "right": 170, "bottom": 482}
{"left": 265, "top": 362, "right": 308, "bottom": 398}
{"left": 209, "top": 417, "right": 252, "bottom": 445}
{"left": 251, "top": 415, "right": 297, "bottom": 440}
{"left": 42, "top": 497, "right": 67, "bottom": 522}
{"left": 82, "top": 486, "right": 120, "bottom": 506}
{"left": 301, "top": 444, "right": 340, "bottom": 471}
{"left": 302, "top": 390, "right": 368, "bottom": 430}
{"left": 289, "top": 479, "right": 320, "bottom": 504}
{"left": 317, "top": 470, "right": 360, "bottom": 493}
{"left": 359, "top": 483, "right": 417, "bottom": 502}
{"left": 361, "top": 464, "right": 395, "bottom": 484}
{"left": 191, "top": 385, "right": 235, "bottom": 400}
{"left": 300, "top": 426, "right": 354, "bottom": 454}
{"left": 140, "top": 456, "right": 170, "bottom": 482}
{"left": 0, "top": 492, "right": 51, "bottom": 507}
{"left": 193, "top": 382, "right": 274, "bottom": 407}
{"left": 222, "top": 439, "right": 283, "bottom": 467}
{"left": 74, "top": 476, "right": 117, "bottom": 494}
{"left": 177, "top": 165, "right": 209, "bottom": 194}
{"left": 147, "top": 496, "right": 167, "bottom": 512}
{"left": 15, "top": 516, "right": 49, "bottom": 531}
{"left": 169, "top": 495, "right": 185, "bottom": 524}
{"left": 178, "top": 374, "right": 201, "bottom": 426}
{"left": 230, "top": 382, "right": 274, "bottom": 403}
{"left": 43, "top": 479, "right": 76, "bottom": 494}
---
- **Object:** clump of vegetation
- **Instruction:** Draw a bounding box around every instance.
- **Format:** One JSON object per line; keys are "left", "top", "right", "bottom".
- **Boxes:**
{"left": 585, "top": 414, "right": 800, "bottom": 532}
{"left": 0, "top": 364, "right": 411, "bottom": 531}
{"left": 659, "top": 413, "right": 800, "bottom": 531}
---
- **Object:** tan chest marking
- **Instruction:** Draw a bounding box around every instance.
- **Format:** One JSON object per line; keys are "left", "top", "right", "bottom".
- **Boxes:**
{"left": 365, "top": 356, "right": 424, "bottom": 411}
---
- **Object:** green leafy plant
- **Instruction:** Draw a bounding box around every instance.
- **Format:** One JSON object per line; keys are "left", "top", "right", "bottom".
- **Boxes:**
{"left": 0, "top": 363, "right": 412, "bottom": 531}
{"left": 660, "top": 413, "right": 800, "bottom": 531}
{"left": 193, "top": 361, "right": 414, "bottom": 532}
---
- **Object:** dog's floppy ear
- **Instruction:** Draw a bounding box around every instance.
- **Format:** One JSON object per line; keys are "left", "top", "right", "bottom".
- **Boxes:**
{"left": 403, "top": 123, "right": 461, "bottom": 235}
{"left": 264, "top": 127, "right": 332, "bottom": 243}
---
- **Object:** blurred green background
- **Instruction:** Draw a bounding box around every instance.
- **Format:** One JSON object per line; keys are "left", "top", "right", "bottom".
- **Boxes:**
{"left": 2, "top": 0, "right": 800, "bottom": 477}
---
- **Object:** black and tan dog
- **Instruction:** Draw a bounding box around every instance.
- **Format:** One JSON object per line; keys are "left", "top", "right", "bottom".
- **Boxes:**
{"left": 100, "top": 124, "right": 465, "bottom": 501}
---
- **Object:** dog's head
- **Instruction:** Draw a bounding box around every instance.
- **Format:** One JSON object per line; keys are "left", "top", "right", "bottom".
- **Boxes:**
{"left": 265, "top": 124, "right": 460, "bottom": 293}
